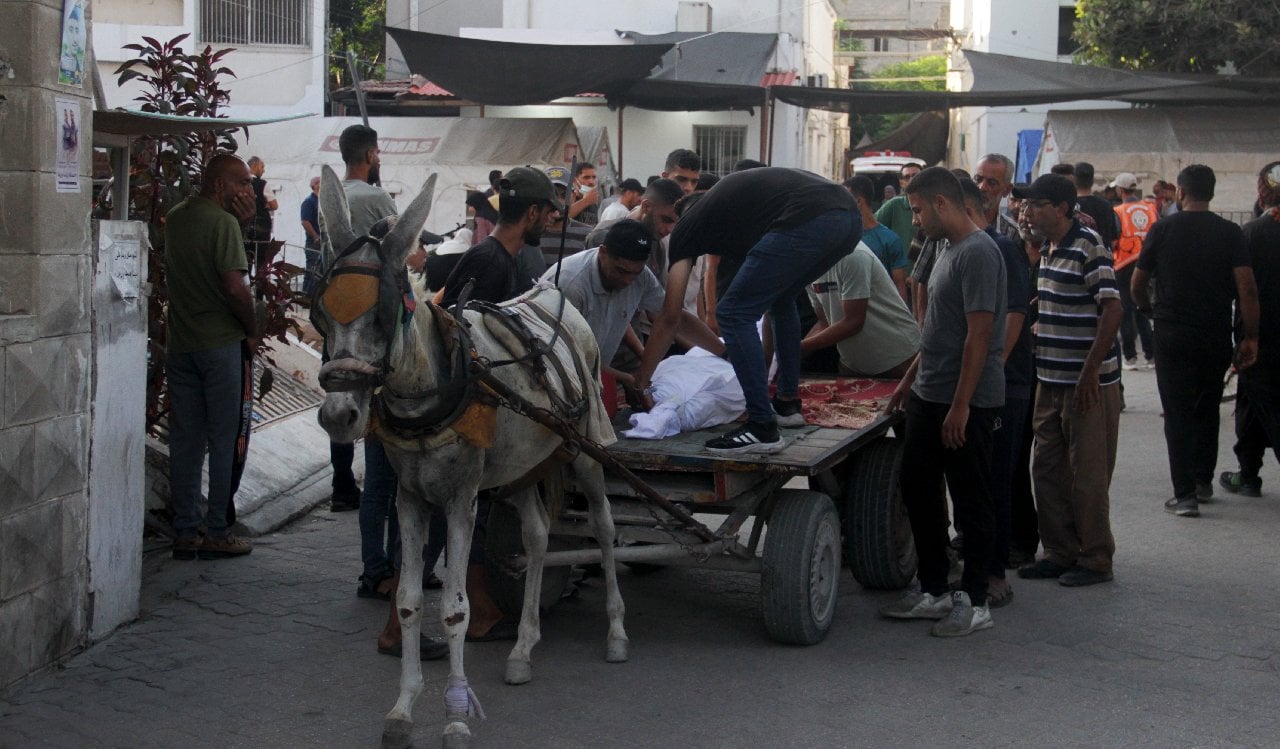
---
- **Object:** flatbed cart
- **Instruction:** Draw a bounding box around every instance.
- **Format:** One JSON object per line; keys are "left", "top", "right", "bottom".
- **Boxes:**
{"left": 484, "top": 383, "right": 917, "bottom": 646}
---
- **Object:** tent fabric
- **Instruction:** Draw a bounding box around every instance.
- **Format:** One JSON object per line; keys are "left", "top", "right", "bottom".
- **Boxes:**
{"left": 576, "top": 126, "right": 618, "bottom": 188}
{"left": 608, "top": 31, "right": 780, "bottom": 111}
{"left": 386, "top": 28, "right": 672, "bottom": 106}
{"left": 1035, "top": 108, "right": 1280, "bottom": 212}
{"left": 1015, "top": 129, "right": 1044, "bottom": 184}
{"left": 855, "top": 111, "right": 949, "bottom": 167}
{"left": 93, "top": 109, "right": 313, "bottom": 138}
{"left": 231, "top": 116, "right": 581, "bottom": 246}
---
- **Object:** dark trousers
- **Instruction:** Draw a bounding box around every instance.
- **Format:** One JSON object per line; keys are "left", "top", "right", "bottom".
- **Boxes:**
{"left": 1234, "top": 367, "right": 1280, "bottom": 477}
{"left": 990, "top": 395, "right": 1030, "bottom": 575}
{"left": 901, "top": 393, "right": 997, "bottom": 606}
{"left": 1116, "top": 265, "right": 1153, "bottom": 361}
{"left": 1010, "top": 381, "right": 1039, "bottom": 557}
{"left": 1154, "top": 328, "right": 1232, "bottom": 498}
{"left": 330, "top": 441, "right": 359, "bottom": 497}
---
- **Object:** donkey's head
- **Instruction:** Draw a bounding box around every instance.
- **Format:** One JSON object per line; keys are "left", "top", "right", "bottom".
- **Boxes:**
{"left": 313, "top": 165, "right": 437, "bottom": 442}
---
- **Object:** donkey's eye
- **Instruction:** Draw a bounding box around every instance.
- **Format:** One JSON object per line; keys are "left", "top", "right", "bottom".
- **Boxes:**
{"left": 322, "top": 274, "right": 379, "bottom": 324}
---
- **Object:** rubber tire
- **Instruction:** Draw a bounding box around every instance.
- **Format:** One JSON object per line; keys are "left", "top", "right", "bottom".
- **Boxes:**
{"left": 844, "top": 437, "right": 917, "bottom": 590}
{"left": 761, "top": 489, "right": 842, "bottom": 645}
{"left": 484, "top": 500, "right": 572, "bottom": 618}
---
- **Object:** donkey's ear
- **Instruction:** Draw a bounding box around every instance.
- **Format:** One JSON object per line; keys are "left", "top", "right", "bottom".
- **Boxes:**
{"left": 320, "top": 165, "right": 356, "bottom": 257}
{"left": 385, "top": 173, "right": 438, "bottom": 267}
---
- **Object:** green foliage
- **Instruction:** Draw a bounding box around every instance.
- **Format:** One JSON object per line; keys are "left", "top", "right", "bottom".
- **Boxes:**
{"left": 849, "top": 55, "right": 947, "bottom": 143}
{"left": 1074, "top": 0, "right": 1280, "bottom": 75}
{"left": 329, "top": 0, "right": 387, "bottom": 90}
{"left": 115, "top": 35, "right": 302, "bottom": 432}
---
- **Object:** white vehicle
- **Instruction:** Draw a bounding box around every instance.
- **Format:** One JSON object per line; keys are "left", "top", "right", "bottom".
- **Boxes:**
{"left": 850, "top": 152, "right": 926, "bottom": 206}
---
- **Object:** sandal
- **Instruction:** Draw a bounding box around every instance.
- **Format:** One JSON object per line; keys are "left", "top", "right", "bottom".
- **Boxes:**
{"left": 377, "top": 634, "right": 449, "bottom": 661}
{"left": 423, "top": 573, "right": 443, "bottom": 590}
{"left": 465, "top": 620, "right": 520, "bottom": 642}
{"left": 356, "top": 574, "right": 395, "bottom": 601}
{"left": 986, "top": 578, "right": 1014, "bottom": 609}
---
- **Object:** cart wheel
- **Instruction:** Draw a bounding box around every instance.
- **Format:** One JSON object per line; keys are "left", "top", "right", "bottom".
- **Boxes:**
{"left": 484, "top": 500, "right": 572, "bottom": 618}
{"left": 844, "top": 438, "right": 917, "bottom": 590}
{"left": 761, "top": 489, "right": 842, "bottom": 645}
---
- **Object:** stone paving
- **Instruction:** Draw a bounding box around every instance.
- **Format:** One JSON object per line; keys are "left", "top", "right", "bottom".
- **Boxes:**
{"left": 2, "top": 370, "right": 1280, "bottom": 747}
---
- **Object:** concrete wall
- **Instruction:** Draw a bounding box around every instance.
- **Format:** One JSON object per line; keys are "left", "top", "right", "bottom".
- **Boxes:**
{"left": 0, "top": 0, "right": 96, "bottom": 688}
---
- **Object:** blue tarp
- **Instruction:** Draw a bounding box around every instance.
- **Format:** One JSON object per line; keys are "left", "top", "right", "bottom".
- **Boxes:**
{"left": 1015, "top": 129, "right": 1043, "bottom": 183}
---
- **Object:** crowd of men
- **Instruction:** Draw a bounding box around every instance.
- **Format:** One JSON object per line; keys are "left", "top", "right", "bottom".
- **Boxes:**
{"left": 160, "top": 123, "right": 1278, "bottom": 647}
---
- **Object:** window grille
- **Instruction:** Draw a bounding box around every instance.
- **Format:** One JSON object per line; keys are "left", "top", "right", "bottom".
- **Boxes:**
{"left": 201, "top": 0, "right": 310, "bottom": 47}
{"left": 693, "top": 125, "right": 747, "bottom": 176}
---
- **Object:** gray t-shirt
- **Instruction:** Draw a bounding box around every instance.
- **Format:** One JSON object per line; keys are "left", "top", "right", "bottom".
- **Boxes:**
{"left": 324, "top": 180, "right": 398, "bottom": 267}
{"left": 540, "top": 248, "right": 665, "bottom": 363}
{"left": 912, "top": 229, "right": 1007, "bottom": 408}
{"left": 807, "top": 243, "right": 920, "bottom": 376}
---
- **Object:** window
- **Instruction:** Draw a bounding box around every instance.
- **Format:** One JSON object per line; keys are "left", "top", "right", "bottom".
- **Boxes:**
{"left": 1057, "top": 5, "right": 1078, "bottom": 56}
{"left": 201, "top": 0, "right": 310, "bottom": 47}
{"left": 872, "top": 37, "right": 891, "bottom": 53}
{"left": 693, "top": 125, "right": 747, "bottom": 176}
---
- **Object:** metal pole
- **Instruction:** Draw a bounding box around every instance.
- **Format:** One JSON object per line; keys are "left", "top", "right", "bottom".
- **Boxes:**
{"left": 617, "top": 105, "right": 624, "bottom": 176}
{"left": 767, "top": 92, "right": 777, "bottom": 164}
{"left": 345, "top": 49, "right": 370, "bottom": 126}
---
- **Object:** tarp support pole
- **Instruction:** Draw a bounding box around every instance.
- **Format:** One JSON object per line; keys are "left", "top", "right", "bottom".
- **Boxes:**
{"left": 759, "top": 91, "right": 770, "bottom": 162}
{"left": 767, "top": 93, "right": 777, "bottom": 164}
{"left": 617, "top": 106, "right": 625, "bottom": 176}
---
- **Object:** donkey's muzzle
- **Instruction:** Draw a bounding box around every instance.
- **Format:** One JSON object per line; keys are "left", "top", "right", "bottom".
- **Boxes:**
{"left": 319, "top": 358, "right": 383, "bottom": 392}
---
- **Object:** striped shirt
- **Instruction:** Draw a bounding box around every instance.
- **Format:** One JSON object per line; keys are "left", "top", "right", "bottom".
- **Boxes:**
{"left": 1036, "top": 221, "right": 1121, "bottom": 387}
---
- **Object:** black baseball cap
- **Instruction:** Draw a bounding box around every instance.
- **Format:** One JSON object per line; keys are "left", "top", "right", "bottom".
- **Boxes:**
{"left": 499, "top": 166, "right": 563, "bottom": 211}
{"left": 602, "top": 219, "right": 653, "bottom": 262}
{"left": 1011, "top": 174, "right": 1076, "bottom": 206}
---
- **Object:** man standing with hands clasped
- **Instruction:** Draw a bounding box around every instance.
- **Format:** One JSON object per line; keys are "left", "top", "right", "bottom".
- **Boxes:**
{"left": 165, "top": 154, "right": 261, "bottom": 560}
{"left": 879, "top": 167, "right": 1006, "bottom": 637}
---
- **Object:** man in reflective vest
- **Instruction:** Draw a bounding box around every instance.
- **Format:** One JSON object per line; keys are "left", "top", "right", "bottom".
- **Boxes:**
{"left": 1112, "top": 172, "right": 1157, "bottom": 369}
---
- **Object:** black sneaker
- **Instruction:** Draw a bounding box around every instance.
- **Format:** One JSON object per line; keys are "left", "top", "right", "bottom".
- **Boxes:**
{"left": 705, "top": 422, "right": 785, "bottom": 454}
{"left": 772, "top": 397, "right": 806, "bottom": 428}
{"left": 329, "top": 492, "right": 361, "bottom": 512}
{"left": 1164, "top": 496, "right": 1199, "bottom": 518}
{"left": 1219, "top": 471, "right": 1262, "bottom": 497}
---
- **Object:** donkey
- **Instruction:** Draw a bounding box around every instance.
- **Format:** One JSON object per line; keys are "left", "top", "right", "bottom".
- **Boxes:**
{"left": 313, "top": 166, "right": 628, "bottom": 748}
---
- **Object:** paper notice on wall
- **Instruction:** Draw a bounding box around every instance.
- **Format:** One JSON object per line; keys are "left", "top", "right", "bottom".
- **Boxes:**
{"left": 100, "top": 223, "right": 144, "bottom": 300}
{"left": 55, "top": 97, "right": 81, "bottom": 193}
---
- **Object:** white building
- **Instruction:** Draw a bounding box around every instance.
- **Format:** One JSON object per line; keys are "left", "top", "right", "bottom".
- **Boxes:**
{"left": 947, "top": 0, "right": 1124, "bottom": 169}
{"left": 92, "top": 0, "right": 326, "bottom": 118}
{"left": 382, "top": 0, "right": 844, "bottom": 179}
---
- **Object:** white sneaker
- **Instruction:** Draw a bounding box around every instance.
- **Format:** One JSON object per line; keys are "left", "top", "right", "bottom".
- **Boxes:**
{"left": 930, "top": 591, "right": 994, "bottom": 637}
{"left": 879, "top": 587, "right": 953, "bottom": 620}
{"left": 1123, "top": 358, "right": 1140, "bottom": 371}
{"left": 1143, "top": 356, "right": 1156, "bottom": 370}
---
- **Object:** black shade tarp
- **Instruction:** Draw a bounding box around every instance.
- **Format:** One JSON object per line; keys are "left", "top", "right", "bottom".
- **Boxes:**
{"left": 386, "top": 28, "right": 673, "bottom": 106}
{"left": 609, "top": 31, "right": 779, "bottom": 111}
{"left": 855, "top": 111, "right": 949, "bottom": 167}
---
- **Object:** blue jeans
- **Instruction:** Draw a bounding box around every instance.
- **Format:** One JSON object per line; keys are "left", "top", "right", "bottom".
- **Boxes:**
{"left": 167, "top": 342, "right": 245, "bottom": 539}
{"left": 360, "top": 437, "right": 400, "bottom": 583}
{"left": 716, "top": 209, "right": 860, "bottom": 423}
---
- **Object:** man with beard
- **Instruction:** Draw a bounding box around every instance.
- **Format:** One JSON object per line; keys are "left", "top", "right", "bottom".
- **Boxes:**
{"left": 440, "top": 167, "right": 562, "bottom": 308}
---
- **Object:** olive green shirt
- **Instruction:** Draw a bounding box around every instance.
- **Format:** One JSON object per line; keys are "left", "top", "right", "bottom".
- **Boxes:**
{"left": 164, "top": 196, "right": 249, "bottom": 354}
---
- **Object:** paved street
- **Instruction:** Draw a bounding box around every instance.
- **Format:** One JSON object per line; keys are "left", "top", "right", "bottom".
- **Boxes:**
{"left": 3, "top": 370, "right": 1279, "bottom": 748}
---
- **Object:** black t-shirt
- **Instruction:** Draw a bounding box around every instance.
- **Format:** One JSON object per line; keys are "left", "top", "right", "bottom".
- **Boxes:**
{"left": 441, "top": 237, "right": 520, "bottom": 308}
{"left": 1076, "top": 194, "right": 1119, "bottom": 248}
{"left": 251, "top": 176, "right": 272, "bottom": 233}
{"left": 993, "top": 228, "right": 1034, "bottom": 399}
{"left": 1136, "top": 210, "right": 1249, "bottom": 341}
{"left": 1242, "top": 213, "right": 1280, "bottom": 366}
{"left": 668, "top": 167, "right": 856, "bottom": 266}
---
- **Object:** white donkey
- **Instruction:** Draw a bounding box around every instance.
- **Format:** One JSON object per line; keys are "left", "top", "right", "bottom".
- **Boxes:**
{"left": 313, "top": 167, "right": 628, "bottom": 748}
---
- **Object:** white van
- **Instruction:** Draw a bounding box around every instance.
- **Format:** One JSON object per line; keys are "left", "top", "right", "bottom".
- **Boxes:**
{"left": 849, "top": 152, "right": 926, "bottom": 208}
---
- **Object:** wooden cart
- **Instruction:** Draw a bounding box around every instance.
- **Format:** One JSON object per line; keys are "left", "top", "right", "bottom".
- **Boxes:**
{"left": 485, "top": 385, "right": 917, "bottom": 646}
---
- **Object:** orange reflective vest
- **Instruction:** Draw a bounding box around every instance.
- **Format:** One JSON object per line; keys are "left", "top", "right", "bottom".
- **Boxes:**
{"left": 1113, "top": 200, "right": 1157, "bottom": 270}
